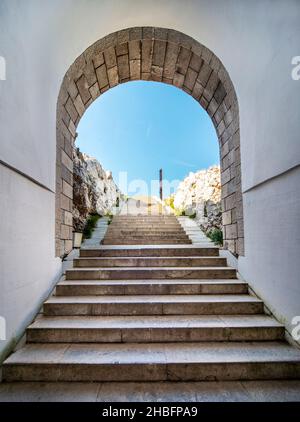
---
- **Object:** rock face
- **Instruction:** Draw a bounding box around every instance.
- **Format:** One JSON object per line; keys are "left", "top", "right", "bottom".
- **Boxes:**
{"left": 172, "top": 165, "right": 222, "bottom": 232}
{"left": 73, "top": 147, "right": 121, "bottom": 231}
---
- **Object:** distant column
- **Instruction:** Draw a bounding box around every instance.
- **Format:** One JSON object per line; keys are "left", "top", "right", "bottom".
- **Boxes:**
{"left": 159, "top": 169, "right": 163, "bottom": 201}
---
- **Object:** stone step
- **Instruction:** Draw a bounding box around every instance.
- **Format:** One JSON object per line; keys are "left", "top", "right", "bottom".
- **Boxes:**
{"left": 110, "top": 218, "right": 180, "bottom": 221}
{"left": 104, "top": 235, "right": 191, "bottom": 239}
{"left": 108, "top": 223, "right": 182, "bottom": 228}
{"left": 26, "top": 315, "right": 284, "bottom": 343}
{"left": 104, "top": 233, "right": 189, "bottom": 238}
{"left": 102, "top": 239, "right": 192, "bottom": 245}
{"left": 184, "top": 231, "right": 208, "bottom": 237}
{"left": 106, "top": 228, "right": 186, "bottom": 231}
{"left": 4, "top": 342, "right": 300, "bottom": 382}
{"left": 109, "top": 220, "right": 181, "bottom": 224}
{"left": 80, "top": 246, "right": 219, "bottom": 257}
{"left": 109, "top": 224, "right": 181, "bottom": 228}
{"left": 111, "top": 221, "right": 179, "bottom": 225}
{"left": 56, "top": 279, "right": 248, "bottom": 296}
{"left": 108, "top": 222, "right": 182, "bottom": 226}
{"left": 112, "top": 216, "right": 177, "bottom": 219}
{"left": 73, "top": 257, "right": 227, "bottom": 268}
{"left": 65, "top": 266, "right": 236, "bottom": 280}
{"left": 113, "top": 215, "right": 177, "bottom": 217}
{"left": 43, "top": 294, "right": 263, "bottom": 316}
{"left": 190, "top": 246, "right": 218, "bottom": 251}
{"left": 109, "top": 224, "right": 182, "bottom": 227}
{"left": 104, "top": 234, "right": 189, "bottom": 239}
{"left": 106, "top": 226, "right": 187, "bottom": 232}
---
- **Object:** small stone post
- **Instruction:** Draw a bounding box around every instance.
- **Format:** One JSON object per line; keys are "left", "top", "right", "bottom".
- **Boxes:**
{"left": 159, "top": 169, "right": 163, "bottom": 215}
{"left": 159, "top": 169, "right": 163, "bottom": 201}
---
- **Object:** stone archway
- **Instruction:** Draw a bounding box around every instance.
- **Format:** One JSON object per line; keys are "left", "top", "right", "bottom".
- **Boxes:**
{"left": 56, "top": 27, "right": 244, "bottom": 258}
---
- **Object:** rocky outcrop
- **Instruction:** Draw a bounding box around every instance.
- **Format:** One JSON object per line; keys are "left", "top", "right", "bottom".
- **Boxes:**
{"left": 73, "top": 147, "right": 122, "bottom": 231}
{"left": 171, "top": 165, "right": 222, "bottom": 232}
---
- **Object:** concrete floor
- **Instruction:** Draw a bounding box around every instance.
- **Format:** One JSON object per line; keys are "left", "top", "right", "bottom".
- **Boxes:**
{"left": 0, "top": 381, "right": 300, "bottom": 402}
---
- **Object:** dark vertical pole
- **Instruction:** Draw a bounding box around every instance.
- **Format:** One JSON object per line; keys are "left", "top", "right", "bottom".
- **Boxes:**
{"left": 159, "top": 168, "right": 163, "bottom": 201}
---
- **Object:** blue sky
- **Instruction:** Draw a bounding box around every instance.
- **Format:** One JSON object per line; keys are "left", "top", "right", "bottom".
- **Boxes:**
{"left": 76, "top": 81, "right": 219, "bottom": 196}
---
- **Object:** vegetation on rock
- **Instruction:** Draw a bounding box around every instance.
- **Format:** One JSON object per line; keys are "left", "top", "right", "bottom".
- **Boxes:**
{"left": 164, "top": 165, "right": 222, "bottom": 241}
{"left": 73, "top": 147, "right": 122, "bottom": 232}
{"left": 82, "top": 214, "right": 100, "bottom": 240}
{"left": 207, "top": 227, "right": 223, "bottom": 245}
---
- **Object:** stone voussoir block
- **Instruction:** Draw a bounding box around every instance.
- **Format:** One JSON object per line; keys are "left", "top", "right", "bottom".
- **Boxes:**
{"left": 176, "top": 47, "right": 192, "bottom": 75}
{"left": 163, "top": 42, "right": 179, "bottom": 79}
{"left": 130, "top": 60, "right": 141, "bottom": 80}
{"left": 129, "top": 40, "right": 141, "bottom": 61}
{"left": 117, "top": 54, "right": 130, "bottom": 80}
{"left": 116, "top": 43, "right": 128, "bottom": 56}
{"left": 104, "top": 47, "right": 117, "bottom": 69}
{"left": 96, "top": 64, "right": 109, "bottom": 89}
{"left": 76, "top": 74, "right": 91, "bottom": 105}
{"left": 152, "top": 40, "right": 167, "bottom": 68}
{"left": 184, "top": 67, "right": 198, "bottom": 91}
{"left": 73, "top": 94, "right": 85, "bottom": 117}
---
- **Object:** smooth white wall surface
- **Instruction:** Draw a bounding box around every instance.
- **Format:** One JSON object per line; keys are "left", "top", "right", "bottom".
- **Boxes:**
{"left": 0, "top": 0, "right": 299, "bottom": 358}
{"left": 0, "top": 164, "right": 61, "bottom": 360}
{"left": 239, "top": 166, "right": 300, "bottom": 334}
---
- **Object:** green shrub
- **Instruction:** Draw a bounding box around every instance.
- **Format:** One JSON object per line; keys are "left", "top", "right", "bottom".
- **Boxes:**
{"left": 164, "top": 196, "right": 175, "bottom": 210}
{"left": 174, "top": 208, "right": 185, "bottom": 216}
{"left": 207, "top": 228, "right": 223, "bottom": 245}
{"left": 83, "top": 214, "right": 100, "bottom": 239}
{"left": 189, "top": 212, "right": 196, "bottom": 219}
{"left": 105, "top": 211, "right": 114, "bottom": 224}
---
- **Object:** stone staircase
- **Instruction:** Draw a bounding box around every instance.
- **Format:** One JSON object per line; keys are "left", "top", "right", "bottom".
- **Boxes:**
{"left": 2, "top": 215, "right": 300, "bottom": 383}
{"left": 102, "top": 215, "right": 191, "bottom": 245}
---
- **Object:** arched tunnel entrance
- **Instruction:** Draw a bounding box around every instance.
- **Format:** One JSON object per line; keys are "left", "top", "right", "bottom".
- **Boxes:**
{"left": 56, "top": 27, "right": 244, "bottom": 258}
